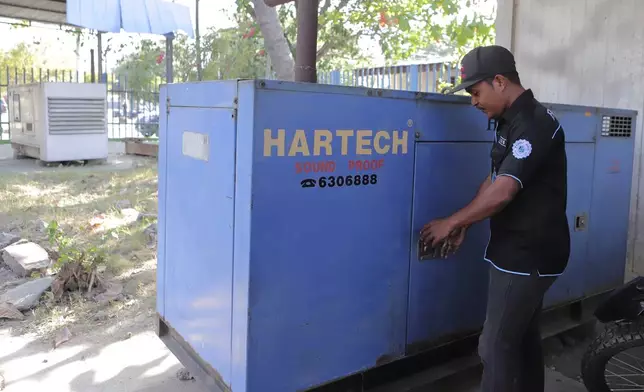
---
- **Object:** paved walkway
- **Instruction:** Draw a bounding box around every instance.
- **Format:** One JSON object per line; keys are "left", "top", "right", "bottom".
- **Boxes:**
{"left": 0, "top": 329, "right": 204, "bottom": 392}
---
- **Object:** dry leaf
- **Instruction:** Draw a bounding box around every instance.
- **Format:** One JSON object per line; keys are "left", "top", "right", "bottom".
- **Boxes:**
{"left": 53, "top": 327, "right": 72, "bottom": 349}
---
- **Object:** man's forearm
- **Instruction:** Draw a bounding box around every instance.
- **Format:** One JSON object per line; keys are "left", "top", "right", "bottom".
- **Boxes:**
{"left": 449, "top": 177, "right": 517, "bottom": 231}
{"left": 476, "top": 174, "right": 492, "bottom": 197}
{"left": 459, "top": 174, "right": 493, "bottom": 231}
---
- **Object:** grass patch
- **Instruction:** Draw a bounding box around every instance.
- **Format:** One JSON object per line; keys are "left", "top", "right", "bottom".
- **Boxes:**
{"left": 0, "top": 164, "right": 158, "bottom": 268}
{"left": 0, "top": 159, "right": 160, "bottom": 336}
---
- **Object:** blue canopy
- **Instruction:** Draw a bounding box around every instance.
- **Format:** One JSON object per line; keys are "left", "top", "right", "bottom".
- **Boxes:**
{"left": 66, "top": 0, "right": 194, "bottom": 37}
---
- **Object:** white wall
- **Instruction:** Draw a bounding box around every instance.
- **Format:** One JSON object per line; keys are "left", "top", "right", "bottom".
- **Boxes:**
{"left": 496, "top": 0, "right": 644, "bottom": 277}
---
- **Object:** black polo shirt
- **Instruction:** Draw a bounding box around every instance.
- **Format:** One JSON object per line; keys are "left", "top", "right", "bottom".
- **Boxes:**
{"left": 484, "top": 89, "right": 570, "bottom": 276}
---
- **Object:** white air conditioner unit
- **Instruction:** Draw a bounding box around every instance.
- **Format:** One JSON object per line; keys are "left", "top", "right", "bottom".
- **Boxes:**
{"left": 9, "top": 82, "right": 108, "bottom": 163}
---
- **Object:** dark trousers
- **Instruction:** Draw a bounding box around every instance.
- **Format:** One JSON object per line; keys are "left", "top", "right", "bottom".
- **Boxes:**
{"left": 478, "top": 266, "right": 557, "bottom": 392}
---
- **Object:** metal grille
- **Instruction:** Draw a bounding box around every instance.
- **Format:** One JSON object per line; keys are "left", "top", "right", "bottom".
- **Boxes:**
{"left": 601, "top": 115, "right": 632, "bottom": 137}
{"left": 47, "top": 97, "right": 106, "bottom": 134}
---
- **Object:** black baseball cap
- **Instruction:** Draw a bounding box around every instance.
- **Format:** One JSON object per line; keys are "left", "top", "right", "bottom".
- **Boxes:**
{"left": 444, "top": 45, "right": 517, "bottom": 94}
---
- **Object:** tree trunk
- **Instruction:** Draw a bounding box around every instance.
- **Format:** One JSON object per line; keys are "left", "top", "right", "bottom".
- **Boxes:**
{"left": 250, "top": 0, "right": 295, "bottom": 81}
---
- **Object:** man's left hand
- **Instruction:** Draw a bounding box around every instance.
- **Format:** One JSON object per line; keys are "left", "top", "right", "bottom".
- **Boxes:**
{"left": 420, "top": 217, "right": 458, "bottom": 247}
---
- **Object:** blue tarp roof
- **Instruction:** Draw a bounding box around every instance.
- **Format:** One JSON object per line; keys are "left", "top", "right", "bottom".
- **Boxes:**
{"left": 66, "top": 0, "right": 194, "bottom": 37}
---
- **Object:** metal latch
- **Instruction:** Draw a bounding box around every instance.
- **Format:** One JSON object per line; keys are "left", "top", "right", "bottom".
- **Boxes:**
{"left": 574, "top": 213, "right": 588, "bottom": 232}
{"left": 418, "top": 238, "right": 448, "bottom": 261}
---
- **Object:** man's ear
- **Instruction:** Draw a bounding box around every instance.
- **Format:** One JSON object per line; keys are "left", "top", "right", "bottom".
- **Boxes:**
{"left": 492, "top": 74, "right": 507, "bottom": 92}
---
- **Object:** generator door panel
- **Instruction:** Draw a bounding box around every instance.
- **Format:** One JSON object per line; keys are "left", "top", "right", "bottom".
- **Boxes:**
{"left": 160, "top": 105, "right": 236, "bottom": 382}
{"left": 543, "top": 142, "right": 595, "bottom": 307}
{"left": 407, "top": 142, "right": 492, "bottom": 352}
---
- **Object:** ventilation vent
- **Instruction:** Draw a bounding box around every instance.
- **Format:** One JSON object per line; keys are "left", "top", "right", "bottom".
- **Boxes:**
{"left": 47, "top": 97, "right": 106, "bottom": 134}
{"left": 601, "top": 115, "right": 632, "bottom": 137}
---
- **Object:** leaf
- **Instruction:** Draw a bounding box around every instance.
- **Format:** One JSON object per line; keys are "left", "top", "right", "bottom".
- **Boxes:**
{"left": 239, "top": 0, "right": 494, "bottom": 66}
{"left": 397, "top": 15, "right": 410, "bottom": 31}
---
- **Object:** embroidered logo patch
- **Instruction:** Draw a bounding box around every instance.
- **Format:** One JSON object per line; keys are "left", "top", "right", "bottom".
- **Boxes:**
{"left": 512, "top": 139, "right": 532, "bottom": 159}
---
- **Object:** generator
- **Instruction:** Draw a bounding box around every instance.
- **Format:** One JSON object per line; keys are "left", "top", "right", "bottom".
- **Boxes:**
{"left": 156, "top": 80, "right": 637, "bottom": 392}
{"left": 9, "top": 82, "right": 108, "bottom": 163}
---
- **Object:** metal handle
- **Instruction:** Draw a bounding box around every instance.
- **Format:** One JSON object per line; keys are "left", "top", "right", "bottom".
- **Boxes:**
{"left": 574, "top": 213, "right": 588, "bottom": 232}
{"left": 418, "top": 238, "right": 444, "bottom": 261}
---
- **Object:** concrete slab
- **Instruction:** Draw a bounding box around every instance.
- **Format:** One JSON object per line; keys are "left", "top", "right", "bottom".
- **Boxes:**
{"left": 545, "top": 369, "right": 586, "bottom": 392}
{"left": 0, "top": 141, "right": 126, "bottom": 161}
{"left": 1, "top": 241, "right": 50, "bottom": 278}
{"left": 0, "top": 150, "right": 153, "bottom": 174}
{"left": 0, "top": 329, "right": 204, "bottom": 392}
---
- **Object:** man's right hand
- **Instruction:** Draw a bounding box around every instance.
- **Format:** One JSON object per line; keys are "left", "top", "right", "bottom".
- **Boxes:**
{"left": 441, "top": 227, "right": 468, "bottom": 258}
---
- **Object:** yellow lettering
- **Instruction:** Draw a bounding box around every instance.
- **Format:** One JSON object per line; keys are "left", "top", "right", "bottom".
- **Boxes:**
{"left": 392, "top": 131, "right": 408, "bottom": 154}
{"left": 265, "top": 129, "right": 408, "bottom": 157}
{"left": 288, "top": 130, "right": 311, "bottom": 156}
{"left": 336, "top": 130, "right": 354, "bottom": 155}
{"left": 314, "top": 130, "right": 333, "bottom": 156}
{"left": 263, "top": 129, "right": 285, "bottom": 157}
{"left": 356, "top": 130, "right": 373, "bottom": 155}
{"left": 374, "top": 131, "right": 390, "bottom": 154}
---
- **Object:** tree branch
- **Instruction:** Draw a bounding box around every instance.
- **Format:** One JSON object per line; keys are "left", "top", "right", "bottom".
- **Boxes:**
{"left": 336, "top": 0, "right": 350, "bottom": 12}
{"left": 316, "top": 41, "right": 332, "bottom": 59}
{"left": 246, "top": 1, "right": 295, "bottom": 60}
{"left": 285, "top": 32, "right": 296, "bottom": 58}
{"left": 249, "top": 0, "right": 295, "bottom": 80}
{"left": 320, "top": 0, "right": 332, "bottom": 14}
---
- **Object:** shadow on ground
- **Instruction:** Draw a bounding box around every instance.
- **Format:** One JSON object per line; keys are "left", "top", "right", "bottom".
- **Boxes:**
{"left": 0, "top": 322, "right": 205, "bottom": 392}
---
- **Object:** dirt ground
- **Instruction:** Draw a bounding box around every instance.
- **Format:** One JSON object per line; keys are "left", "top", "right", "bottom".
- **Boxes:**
{"left": 0, "top": 147, "right": 202, "bottom": 392}
{"left": 0, "top": 144, "right": 592, "bottom": 392}
{"left": 428, "top": 327, "right": 596, "bottom": 391}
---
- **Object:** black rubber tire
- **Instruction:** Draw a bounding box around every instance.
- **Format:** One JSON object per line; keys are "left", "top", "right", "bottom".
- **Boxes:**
{"left": 581, "top": 320, "right": 644, "bottom": 392}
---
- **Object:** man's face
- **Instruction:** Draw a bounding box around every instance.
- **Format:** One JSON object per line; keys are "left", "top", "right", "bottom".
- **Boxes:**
{"left": 467, "top": 77, "right": 506, "bottom": 119}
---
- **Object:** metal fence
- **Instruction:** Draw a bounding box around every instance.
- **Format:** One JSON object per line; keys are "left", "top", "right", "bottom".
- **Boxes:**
{"left": 319, "top": 63, "right": 460, "bottom": 93}
{"left": 0, "top": 62, "right": 458, "bottom": 141}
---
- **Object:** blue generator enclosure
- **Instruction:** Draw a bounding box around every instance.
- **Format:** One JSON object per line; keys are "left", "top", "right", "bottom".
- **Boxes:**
{"left": 157, "top": 80, "right": 637, "bottom": 392}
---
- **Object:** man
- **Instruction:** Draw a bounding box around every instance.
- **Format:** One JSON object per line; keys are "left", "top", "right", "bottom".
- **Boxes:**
{"left": 420, "top": 45, "right": 570, "bottom": 392}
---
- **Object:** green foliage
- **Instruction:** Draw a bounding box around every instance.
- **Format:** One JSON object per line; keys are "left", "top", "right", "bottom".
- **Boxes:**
{"left": 113, "top": 39, "right": 166, "bottom": 103}
{"left": 173, "top": 34, "right": 198, "bottom": 82}
{"left": 46, "top": 220, "right": 107, "bottom": 273}
{"left": 236, "top": 0, "right": 495, "bottom": 68}
{"left": 114, "top": 23, "right": 271, "bottom": 93}
{"left": 0, "top": 43, "right": 36, "bottom": 84}
{"left": 201, "top": 23, "right": 270, "bottom": 80}
{"left": 115, "top": 0, "right": 493, "bottom": 89}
